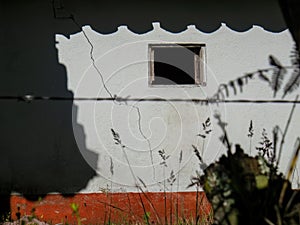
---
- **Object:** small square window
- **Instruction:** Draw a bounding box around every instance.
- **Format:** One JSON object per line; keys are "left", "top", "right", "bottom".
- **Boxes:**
{"left": 149, "top": 43, "right": 206, "bottom": 86}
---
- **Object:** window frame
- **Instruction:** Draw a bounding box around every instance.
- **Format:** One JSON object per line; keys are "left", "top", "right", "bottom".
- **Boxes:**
{"left": 148, "top": 43, "right": 207, "bottom": 87}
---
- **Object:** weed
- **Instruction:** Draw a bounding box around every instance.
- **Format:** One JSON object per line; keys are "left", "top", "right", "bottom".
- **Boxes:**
{"left": 247, "top": 120, "right": 254, "bottom": 154}
{"left": 195, "top": 101, "right": 300, "bottom": 224}
{"left": 158, "top": 149, "right": 170, "bottom": 225}
{"left": 176, "top": 150, "right": 183, "bottom": 225}
{"left": 70, "top": 203, "right": 81, "bottom": 225}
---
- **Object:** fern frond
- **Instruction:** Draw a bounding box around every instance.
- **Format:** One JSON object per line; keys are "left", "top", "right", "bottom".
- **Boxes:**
{"left": 282, "top": 68, "right": 300, "bottom": 98}
{"left": 269, "top": 55, "right": 286, "bottom": 97}
{"left": 283, "top": 47, "right": 300, "bottom": 98}
{"left": 269, "top": 55, "right": 283, "bottom": 69}
{"left": 271, "top": 68, "right": 286, "bottom": 97}
{"left": 229, "top": 80, "right": 237, "bottom": 95}
{"left": 258, "top": 70, "right": 271, "bottom": 83}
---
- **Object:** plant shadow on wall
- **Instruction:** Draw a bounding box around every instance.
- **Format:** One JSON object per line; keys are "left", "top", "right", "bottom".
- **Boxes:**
{"left": 0, "top": 1, "right": 98, "bottom": 221}
{"left": 190, "top": 110, "right": 300, "bottom": 225}
{"left": 105, "top": 21, "right": 300, "bottom": 225}
{"left": 110, "top": 128, "right": 213, "bottom": 225}
{"left": 188, "top": 16, "right": 300, "bottom": 223}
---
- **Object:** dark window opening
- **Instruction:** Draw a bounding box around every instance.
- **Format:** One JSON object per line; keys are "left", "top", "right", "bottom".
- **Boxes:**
{"left": 149, "top": 44, "right": 206, "bottom": 86}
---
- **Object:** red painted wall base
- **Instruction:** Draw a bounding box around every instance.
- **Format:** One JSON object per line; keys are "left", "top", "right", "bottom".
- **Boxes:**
{"left": 10, "top": 192, "right": 212, "bottom": 224}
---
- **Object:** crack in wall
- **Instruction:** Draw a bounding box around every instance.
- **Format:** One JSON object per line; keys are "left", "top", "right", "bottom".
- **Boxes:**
{"left": 52, "top": 0, "right": 300, "bottom": 190}
{"left": 52, "top": 1, "right": 156, "bottom": 181}
{"left": 132, "top": 105, "right": 155, "bottom": 177}
{"left": 70, "top": 16, "right": 114, "bottom": 99}
{"left": 75, "top": 24, "right": 156, "bottom": 179}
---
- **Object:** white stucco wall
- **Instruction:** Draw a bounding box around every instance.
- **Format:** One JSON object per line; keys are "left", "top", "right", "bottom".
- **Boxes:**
{"left": 56, "top": 23, "right": 300, "bottom": 192}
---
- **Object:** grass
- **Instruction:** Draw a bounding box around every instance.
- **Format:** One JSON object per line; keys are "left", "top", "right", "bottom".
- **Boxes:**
{"left": 4, "top": 50, "right": 300, "bottom": 225}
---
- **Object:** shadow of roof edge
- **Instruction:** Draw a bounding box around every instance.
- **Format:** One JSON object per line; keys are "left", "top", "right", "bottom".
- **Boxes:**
{"left": 58, "top": 22, "right": 288, "bottom": 37}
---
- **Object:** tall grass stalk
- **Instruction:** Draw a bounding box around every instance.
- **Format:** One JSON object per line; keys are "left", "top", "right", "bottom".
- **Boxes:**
{"left": 248, "top": 120, "right": 254, "bottom": 154}
{"left": 137, "top": 185, "right": 163, "bottom": 225}
{"left": 111, "top": 129, "right": 137, "bottom": 182}
{"left": 279, "top": 138, "right": 300, "bottom": 206}
{"left": 103, "top": 190, "right": 108, "bottom": 225}
{"left": 277, "top": 95, "right": 299, "bottom": 166}
{"left": 176, "top": 150, "right": 183, "bottom": 224}
{"left": 195, "top": 186, "right": 200, "bottom": 225}
{"left": 137, "top": 189, "right": 150, "bottom": 225}
{"left": 164, "top": 170, "right": 167, "bottom": 225}
{"left": 108, "top": 157, "right": 114, "bottom": 225}
{"left": 125, "top": 192, "right": 137, "bottom": 222}
{"left": 169, "top": 191, "right": 173, "bottom": 225}
{"left": 168, "top": 170, "right": 176, "bottom": 225}
{"left": 159, "top": 149, "right": 169, "bottom": 225}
